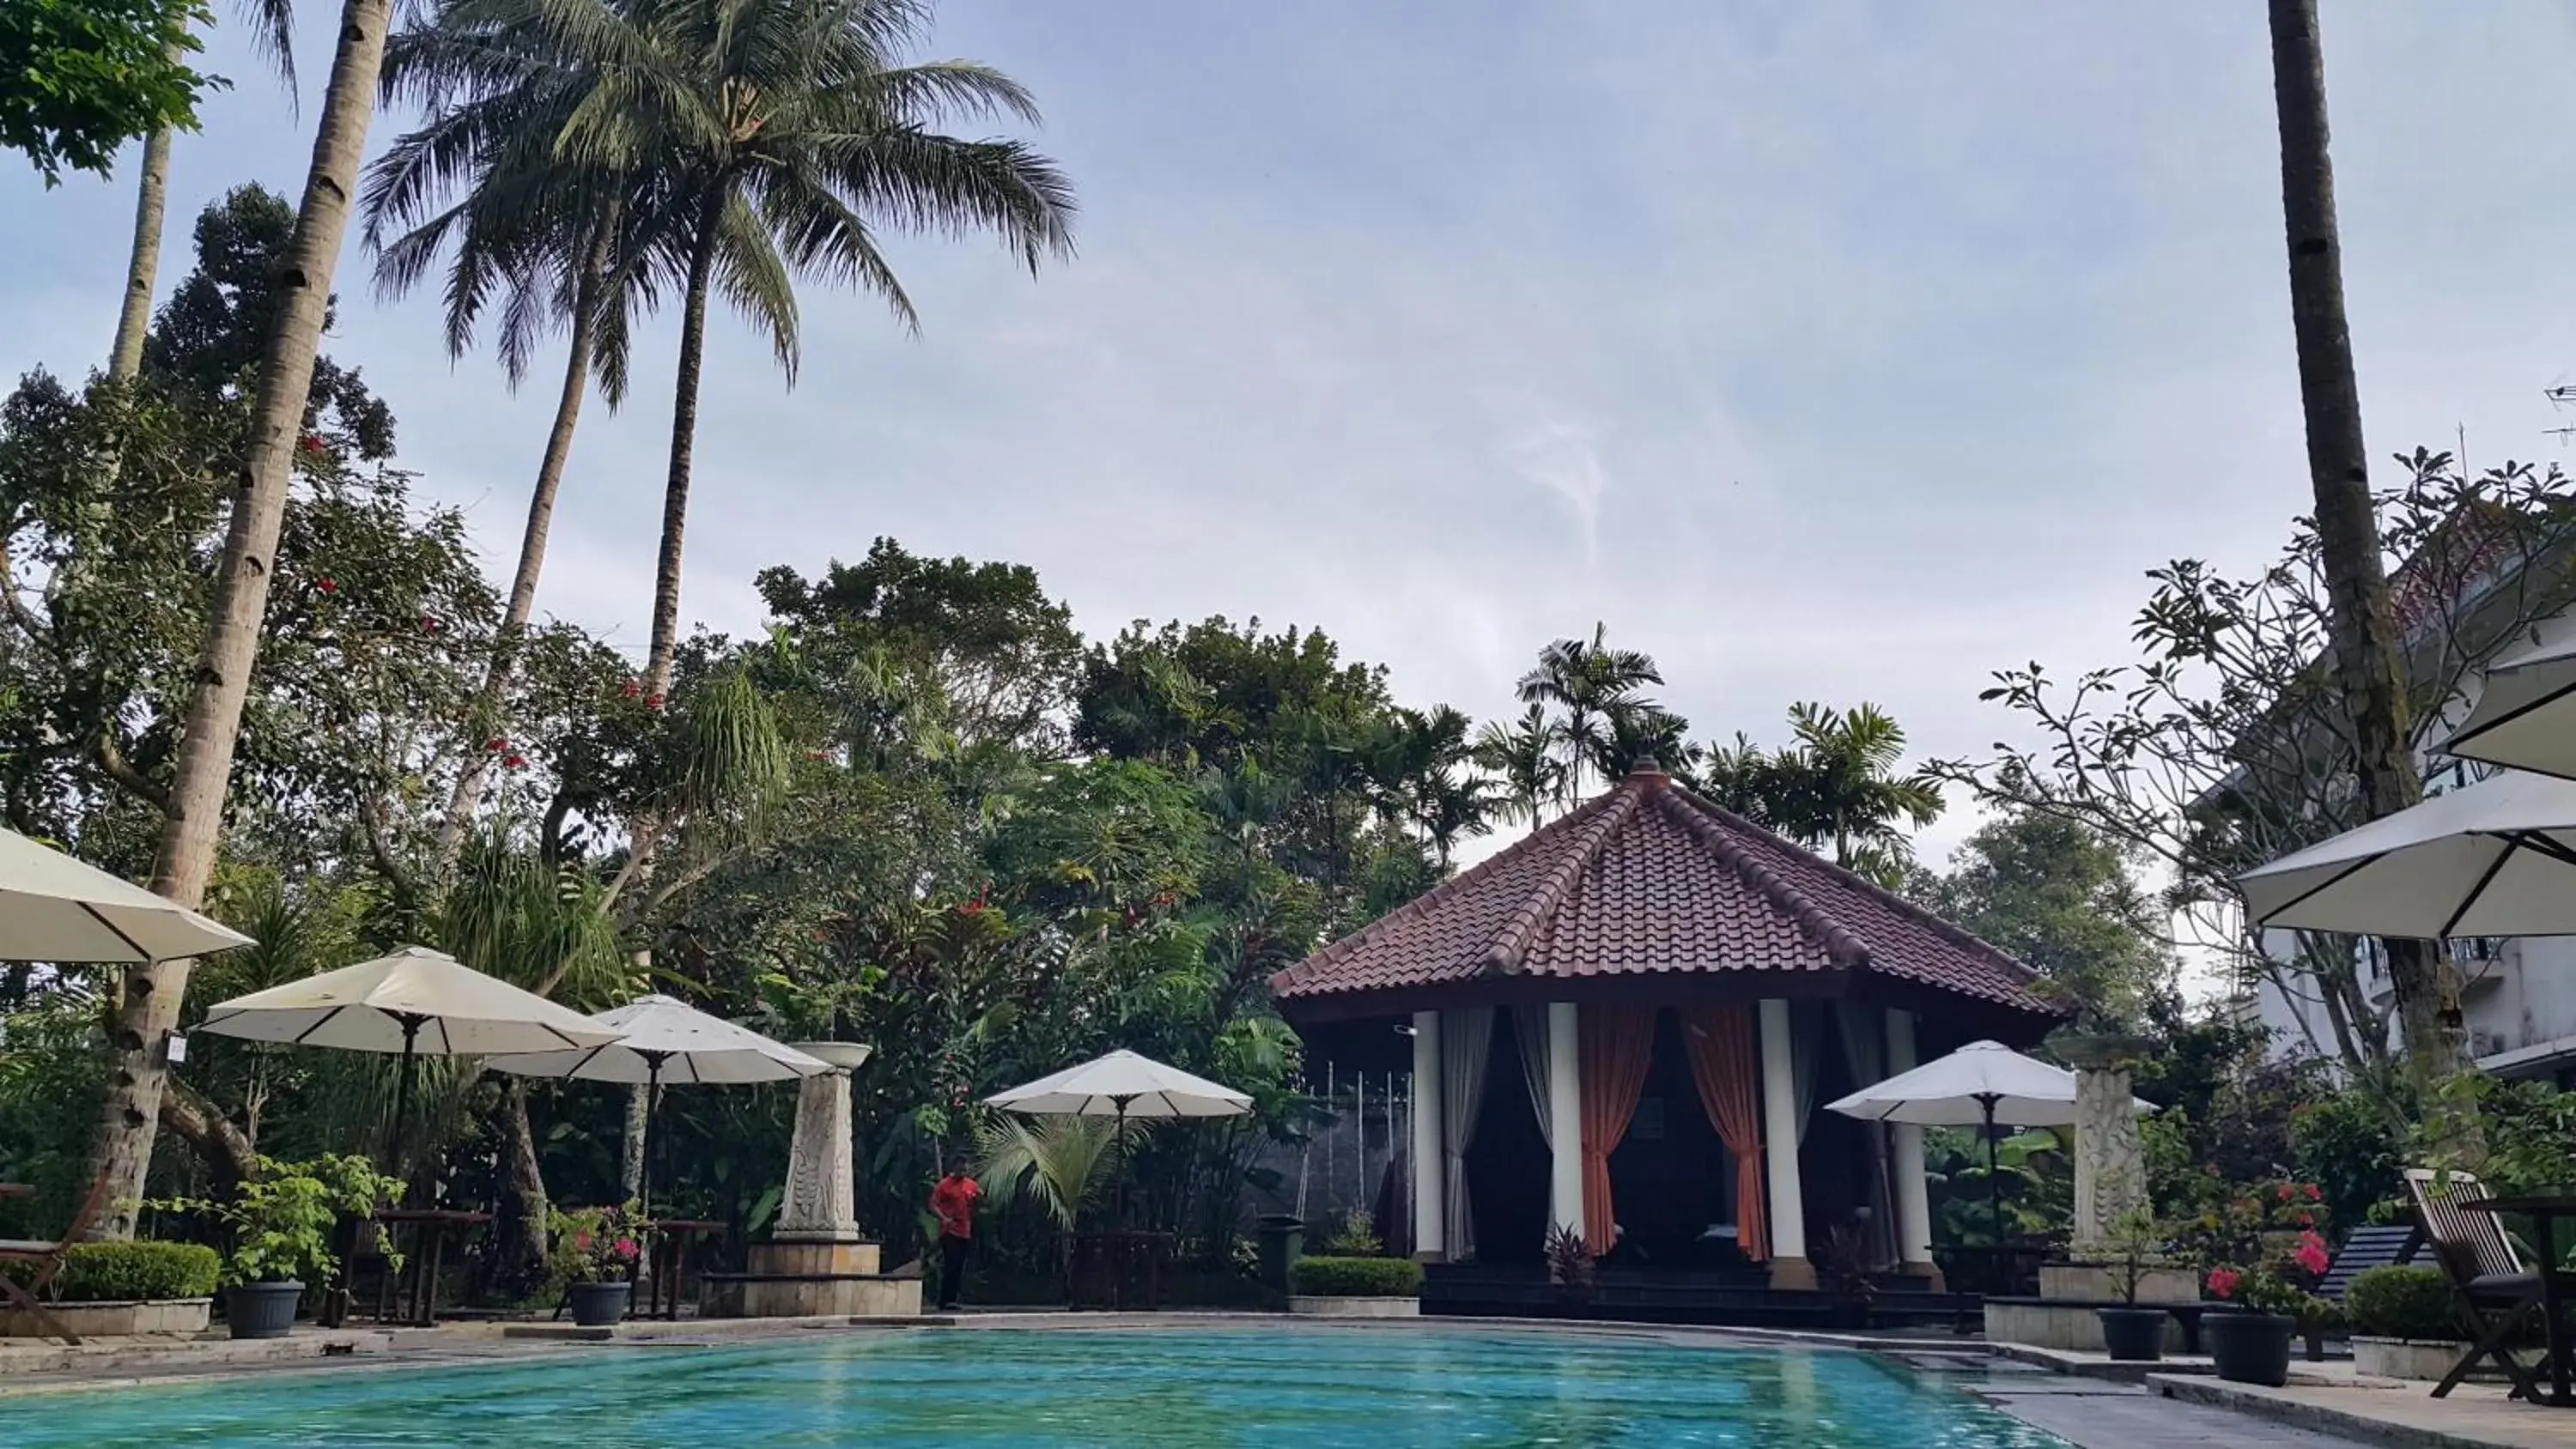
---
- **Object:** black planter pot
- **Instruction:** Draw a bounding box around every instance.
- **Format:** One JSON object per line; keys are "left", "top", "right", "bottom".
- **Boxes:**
{"left": 568, "top": 1280, "right": 632, "bottom": 1327}
{"left": 2204, "top": 1310, "right": 2296, "bottom": 1386}
{"left": 2097, "top": 1307, "right": 2167, "bottom": 1362}
{"left": 227, "top": 1281, "right": 303, "bottom": 1340}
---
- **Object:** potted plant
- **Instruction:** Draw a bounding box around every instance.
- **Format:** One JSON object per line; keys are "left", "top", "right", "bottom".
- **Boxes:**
{"left": 1543, "top": 1224, "right": 1595, "bottom": 1309}
{"left": 1817, "top": 1222, "right": 1877, "bottom": 1332}
{"left": 2095, "top": 1210, "right": 2171, "bottom": 1363}
{"left": 550, "top": 1203, "right": 645, "bottom": 1326}
{"left": 2344, "top": 1265, "right": 2467, "bottom": 1380}
{"left": 154, "top": 1155, "right": 403, "bottom": 1340}
{"left": 2203, "top": 1229, "right": 2331, "bottom": 1386}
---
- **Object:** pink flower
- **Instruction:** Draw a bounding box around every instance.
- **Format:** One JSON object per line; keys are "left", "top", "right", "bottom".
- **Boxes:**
{"left": 645, "top": 693, "right": 665, "bottom": 711}
{"left": 2276, "top": 1184, "right": 2296, "bottom": 1203}
{"left": 2296, "top": 1212, "right": 2315, "bottom": 1228}
{"left": 611, "top": 1236, "right": 638, "bottom": 1261}
{"left": 2306, "top": 1184, "right": 2323, "bottom": 1203}
{"left": 2207, "top": 1268, "right": 2240, "bottom": 1299}
{"left": 503, "top": 754, "right": 526, "bottom": 770}
{"left": 315, "top": 576, "right": 337, "bottom": 595}
{"left": 619, "top": 680, "right": 641, "bottom": 700}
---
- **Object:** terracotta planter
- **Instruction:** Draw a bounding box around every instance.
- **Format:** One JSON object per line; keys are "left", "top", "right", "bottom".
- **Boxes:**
{"left": 227, "top": 1282, "right": 302, "bottom": 1340}
{"left": 2205, "top": 1310, "right": 2295, "bottom": 1386}
{"left": 2098, "top": 1307, "right": 2167, "bottom": 1362}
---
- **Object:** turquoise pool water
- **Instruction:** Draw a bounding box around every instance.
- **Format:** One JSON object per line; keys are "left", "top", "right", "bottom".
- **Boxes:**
{"left": 0, "top": 1327, "right": 2070, "bottom": 1447}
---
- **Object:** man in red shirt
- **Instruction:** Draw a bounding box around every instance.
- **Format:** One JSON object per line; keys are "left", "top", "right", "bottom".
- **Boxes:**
{"left": 930, "top": 1156, "right": 981, "bottom": 1311}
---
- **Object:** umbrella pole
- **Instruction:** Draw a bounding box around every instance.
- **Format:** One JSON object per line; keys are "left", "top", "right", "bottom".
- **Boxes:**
{"left": 1980, "top": 1093, "right": 2002, "bottom": 1264}
{"left": 641, "top": 1056, "right": 663, "bottom": 1222}
{"left": 390, "top": 1016, "right": 423, "bottom": 1201}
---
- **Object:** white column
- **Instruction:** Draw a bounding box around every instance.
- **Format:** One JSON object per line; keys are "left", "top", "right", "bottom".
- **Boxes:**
{"left": 1886, "top": 1009, "right": 1937, "bottom": 1282}
{"left": 1411, "top": 1010, "right": 1445, "bottom": 1261}
{"left": 1546, "top": 1001, "right": 1583, "bottom": 1237}
{"left": 1759, "top": 997, "right": 1813, "bottom": 1288}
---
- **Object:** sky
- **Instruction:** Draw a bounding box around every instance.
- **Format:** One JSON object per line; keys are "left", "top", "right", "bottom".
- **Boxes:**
{"left": 6, "top": 1, "right": 2576, "bottom": 870}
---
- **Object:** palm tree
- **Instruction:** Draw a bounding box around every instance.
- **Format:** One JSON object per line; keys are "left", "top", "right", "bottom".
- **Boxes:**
{"left": 1777, "top": 702, "right": 1944, "bottom": 879}
{"left": 1473, "top": 705, "right": 1562, "bottom": 835}
{"left": 522, "top": 0, "right": 1074, "bottom": 698}
{"left": 106, "top": 2, "right": 298, "bottom": 381}
{"left": 2266, "top": 0, "right": 2462, "bottom": 1082}
{"left": 365, "top": 0, "right": 659, "bottom": 859}
{"left": 93, "top": 0, "right": 411, "bottom": 1238}
{"left": 1515, "top": 623, "right": 1665, "bottom": 803}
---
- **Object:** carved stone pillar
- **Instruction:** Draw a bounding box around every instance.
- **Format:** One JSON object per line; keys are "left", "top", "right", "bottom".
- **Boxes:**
{"left": 775, "top": 1042, "right": 869, "bottom": 1240}
{"left": 2059, "top": 1034, "right": 2150, "bottom": 1258}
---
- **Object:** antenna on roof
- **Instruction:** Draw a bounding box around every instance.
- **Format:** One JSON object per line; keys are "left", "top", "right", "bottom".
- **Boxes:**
{"left": 2547, "top": 383, "right": 2576, "bottom": 448}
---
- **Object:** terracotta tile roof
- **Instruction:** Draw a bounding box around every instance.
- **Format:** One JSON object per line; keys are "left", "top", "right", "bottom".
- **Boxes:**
{"left": 1269, "top": 764, "right": 2058, "bottom": 1017}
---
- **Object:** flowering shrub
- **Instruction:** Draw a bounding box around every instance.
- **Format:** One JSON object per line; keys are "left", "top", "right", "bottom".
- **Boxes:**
{"left": 548, "top": 1204, "right": 646, "bottom": 1285}
{"left": 2206, "top": 1228, "right": 2331, "bottom": 1318}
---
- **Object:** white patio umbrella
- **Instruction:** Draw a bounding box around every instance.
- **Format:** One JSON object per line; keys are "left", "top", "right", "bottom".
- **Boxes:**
{"left": 2439, "top": 635, "right": 2576, "bottom": 781}
{"left": 486, "top": 994, "right": 829, "bottom": 1216}
{"left": 986, "top": 1050, "right": 1251, "bottom": 1224}
{"left": 0, "top": 827, "right": 253, "bottom": 963}
{"left": 1826, "top": 1040, "right": 2153, "bottom": 1244}
{"left": 2237, "top": 769, "right": 2576, "bottom": 939}
{"left": 197, "top": 946, "right": 623, "bottom": 1173}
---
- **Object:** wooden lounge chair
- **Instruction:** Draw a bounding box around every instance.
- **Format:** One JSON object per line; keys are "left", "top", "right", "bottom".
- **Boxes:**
{"left": 2404, "top": 1167, "right": 2545, "bottom": 1400}
{"left": 0, "top": 1173, "right": 116, "bottom": 1346}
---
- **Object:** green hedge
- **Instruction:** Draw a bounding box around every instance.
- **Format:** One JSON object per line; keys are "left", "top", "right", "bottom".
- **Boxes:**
{"left": 1289, "top": 1256, "right": 1422, "bottom": 1298}
{"left": 0, "top": 1240, "right": 222, "bottom": 1301}
{"left": 2345, "top": 1265, "right": 2457, "bottom": 1342}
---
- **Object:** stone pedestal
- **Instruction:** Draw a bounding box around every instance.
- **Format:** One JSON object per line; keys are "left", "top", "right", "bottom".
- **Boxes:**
{"left": 2059, "top": 1034, "right": 2150, "bottom": 1258}
{"left": 703, "top": 1040, "right": 919, "bottom": 1320}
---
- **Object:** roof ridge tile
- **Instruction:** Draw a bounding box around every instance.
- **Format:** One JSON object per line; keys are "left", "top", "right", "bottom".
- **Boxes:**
{"left": 1480, "top": 779, "right": 1643, "bottom": 974}
{"left": 1661, "top": 784, "right": 2044, "bottom": 987}
{"left": 1647, "top": 789, "right": 1869, "bottom": 969}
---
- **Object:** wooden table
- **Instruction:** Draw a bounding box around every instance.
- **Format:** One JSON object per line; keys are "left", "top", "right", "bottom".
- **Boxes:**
{"left": 372, "top": 1209, "right": 492, "bottom": 1326}
{"left": 2461, "top": 1195, "right": 2576, "bottom": 1407}
{"left": 642, "top": 1220, "right": 725, "bottom": 1320}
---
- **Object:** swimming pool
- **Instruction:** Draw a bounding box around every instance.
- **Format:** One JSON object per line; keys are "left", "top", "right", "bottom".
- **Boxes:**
{"left": 1, "top": 1326, "right": 2071, "bottom": 1447}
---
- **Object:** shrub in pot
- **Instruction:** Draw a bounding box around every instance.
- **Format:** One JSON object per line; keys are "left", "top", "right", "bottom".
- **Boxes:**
{"left": 2202, "top": 1230, "right": 2330, "bottom": 1386}
{"left": 154, "top": 1154, "right": 404, "bottom": 1340}
{"left": 1288, "top": 1256, "right": 1425, "bottom": 1299}
{"left": 2, "top": 1241, "right": 222, "bottom": 1303}
{"left": 550, "top": 1203, "right": 645, "bottom": 1326}
{"left": 2094, "top": 1212, "right": 2171, "bottom": 1363}
{"left": 2346, "top": 1265, "right": 2457, "bottom": 1343}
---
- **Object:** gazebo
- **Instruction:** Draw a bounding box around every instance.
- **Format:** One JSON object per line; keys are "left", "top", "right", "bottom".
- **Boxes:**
{"left": 1269, "top": 761, "right": 2063, "bottom": 1319}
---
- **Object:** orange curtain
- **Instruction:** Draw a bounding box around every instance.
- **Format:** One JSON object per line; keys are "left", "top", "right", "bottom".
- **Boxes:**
{"left": 1680, "top": 1004, "right": 1770, "bottom": 1263}
{"left": 1578, "top": 1005, "right": 1657, "bottom": 1254}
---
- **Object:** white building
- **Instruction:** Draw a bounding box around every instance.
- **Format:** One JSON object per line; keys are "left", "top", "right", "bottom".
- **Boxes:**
{"left": 2249, "top": 591, "right": 2576, "bottom": 1088}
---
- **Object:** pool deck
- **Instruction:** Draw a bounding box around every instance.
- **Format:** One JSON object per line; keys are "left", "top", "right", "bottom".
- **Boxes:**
{"left": 3, "top": 1312, "right": 2569, "bottom": 1449}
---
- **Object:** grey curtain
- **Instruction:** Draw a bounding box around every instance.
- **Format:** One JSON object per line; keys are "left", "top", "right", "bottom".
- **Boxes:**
{"left": 1513, "top": 1004, "right": 1553, "bottom": 1152}
{"left": 1834, "top": 1001, "right": 1898, "bottom": 1268}
{"left": 1792, "top": 999, "right": 1826, "bottom": 1145}
{"left": 1441, "top": 1007, "right": 1496, "bottom": 1262}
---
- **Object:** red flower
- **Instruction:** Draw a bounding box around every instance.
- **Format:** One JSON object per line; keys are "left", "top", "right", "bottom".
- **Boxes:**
{"left": 2296, "top": 1212, "right": 2315, "bottom": 1228}
{"left": 572, "top": 1230, "right": 594, "bottom": 1253}
{"left": 2306, "top": 1184, "right": 2323, "bottom": 1202}
{"left": 619, "top": 680, "right": 641, "bottom": 700}
{"left": 503, "top": 754, "right": 526, "bottom": 770}
{"left": 645, "top": 693, "right": 665, "bottom": 711}
{"left": 2276, "top": 1184, "right": 2295, "bottom": 1203}
{"left": 2207, "top": 1268, "right": 2240, "bottom": 1299}
{"left": 315, "top": 576, "right": 337, "bottom": 595}
{"left": 2293, "top": 1231, "right": 2330, "bottom": 1277}
{"left": 422, "top": 615, "right": 440, "bottom": 634}
{"left": 484, "top": 737, "right": 508, "bottom": 753}
{"left": 299, "top": 433, "right": 324, "bottom": 453}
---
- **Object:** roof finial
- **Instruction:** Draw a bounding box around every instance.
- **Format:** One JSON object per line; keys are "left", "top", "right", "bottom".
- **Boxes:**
{"left": 1630, "top": 756, "right": 1666, "bottom": 779}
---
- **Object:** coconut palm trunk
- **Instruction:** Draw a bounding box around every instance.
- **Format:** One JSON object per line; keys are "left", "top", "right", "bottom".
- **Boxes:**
{"left": 87, "top": 0, "right": 399, "bottom": 1240}
{"left": 438, "top": 247, "right": 611, "bottom": 861}
{"left": 2266, "top": 0, "right": 2467, "bottom": 1087}
{"left": 644, "top": 192, "right": 727, "bottom": 699}
{"left": 108, "top": 124, "right": 176, "bottom": 382}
